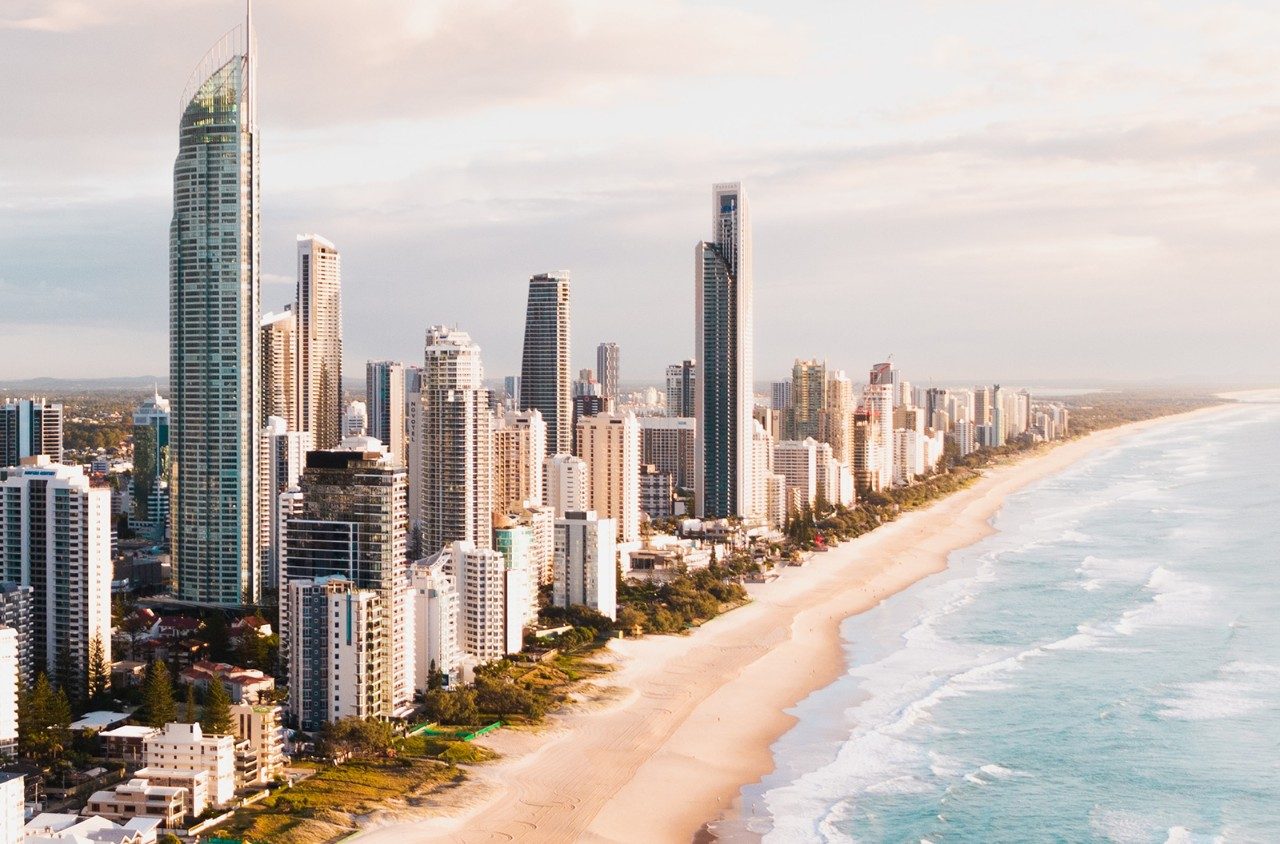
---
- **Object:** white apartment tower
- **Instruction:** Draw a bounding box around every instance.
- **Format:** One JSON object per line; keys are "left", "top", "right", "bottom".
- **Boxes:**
{"left": 576, "top": 411, "right": 641, "bottom": 543}
{"left": 421, "top": 326, "right": 493, "bottom": 552}
{"left": 553, "top": 511, "right": 617, "bottom": 620}
{"left": 410, "top": 556, "right": 460, "bottom": 689}
{"left": 0, "top": 628, "right": 16, "bottom": 757}
{"left": 0, "top": 459, "right": 111, "bottom": 699}
{"left": 543, "top": 453, "right": 589, "bottom": 518}
{"left": 440, "top": 540, "right": 521, "bottom": 663}
{"left": 596, "top": 342, "right": 620, "bottom": 403}
{"left": 257, "top": 417, "right": 311, "bottom": 596}
{"left": 695, "top": 182, "right": 753, "bottom": 519}
{"left": 297, "top": 234, "right": 343, "bottom": 449}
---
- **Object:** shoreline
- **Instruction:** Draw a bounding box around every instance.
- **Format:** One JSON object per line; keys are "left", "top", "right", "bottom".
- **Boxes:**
{"left": 353, "top": 403, "right": 1236, "bottom": 844}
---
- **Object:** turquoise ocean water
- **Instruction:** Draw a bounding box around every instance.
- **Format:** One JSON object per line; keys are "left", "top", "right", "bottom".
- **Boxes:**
{"left": 728, "top": 398, "right": 1280, "bottom": 843}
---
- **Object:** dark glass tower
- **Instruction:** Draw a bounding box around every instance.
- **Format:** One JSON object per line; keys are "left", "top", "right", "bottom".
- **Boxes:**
{"left": 520, "top": 272, "right": 572, "bottom": 456}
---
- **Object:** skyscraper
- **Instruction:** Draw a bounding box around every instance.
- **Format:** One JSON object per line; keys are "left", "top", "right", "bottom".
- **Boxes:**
{"left": 784, "top": 359, "right": 826, "bottom": 441}
{"left": 695, "top": 182, "right": 753, "bottom": 519}
{"left": 492, "top": 409, "right": 547, "bottom": 513}
{"left": 421, "top": 326, "right": 493, "bottom": 553}
{"left": 576, "top": 412, "right": 641, "bottom": 543}
{"left": 260, "top": 308, "right": 297, "bottom": 430}
{"left": 520, "top": 272, "right": 571, "bottom": 457}
{"left": 131, "top": 390, "right": 171, "bottom": 539}
{"left": 0, "top": 399, "right": 63, "bottom": 468}
{"left": 366, "top": 360, "right": 406, "bottom": 465}
{"left": 0, "top": 459, "right": 112, "bottom": 699}
{"left": 596, "top": 342, "right": 620, "bottom": 403}
{"left": 297, "top": 234, "right": 343, "bottom": 449}
{"left": 665, "top": 360, "right": 696, "bottom": 418}
{"left": 257, "top": 417, "right": 311, "bottom": 596}
{"left": 170, "top": 10, "right": 260, "bottom": 606}
{"left": 282, "top": 437, "right": 411, "bottom": 722}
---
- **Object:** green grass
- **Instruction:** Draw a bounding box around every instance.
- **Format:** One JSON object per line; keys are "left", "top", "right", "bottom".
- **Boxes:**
{"left": 211, "top": 759, "right": 459, "bottom": 844}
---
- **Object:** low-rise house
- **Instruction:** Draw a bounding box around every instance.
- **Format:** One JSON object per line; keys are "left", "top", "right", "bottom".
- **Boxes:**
{"left": 24, "top": 813, "right": 161, "bottom": 844}
{"left": 179, "top": 660, "right": 275, "bottom": 703}
{"left": 110, "top": 660, "right": 148, "bottom": 690}
{"left": 69, "top": 711, "right": 132, "bottom": 733}
{"left": 230, "top": 614, "right": 273, "bottom": 640}
{"left": 99, "top": 725, "right": 159, "bottom": 764}
{"left": 147, "top": 615, "right": 201, "bottom": 641}
{"left": 85, "top": 778, "right": 189, "bottom": 828}
{"left": 130, "top": 768, "right": 209, "bottom": 817}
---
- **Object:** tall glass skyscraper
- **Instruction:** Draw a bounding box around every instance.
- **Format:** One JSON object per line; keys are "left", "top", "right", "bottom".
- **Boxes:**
{"left": 297, "top": 234, "right": 343, "bottom": 449}
{"left": 695, "top": 182, "right": 753, "bottom": 519}
{"left": 169, "top": 13, "right": 260, "bottom": 606}
{"left": 520, "top": 272, "right": 572, "bottom": 456}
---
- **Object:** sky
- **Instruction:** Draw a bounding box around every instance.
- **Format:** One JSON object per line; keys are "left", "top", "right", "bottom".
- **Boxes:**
{"left": 1, "top": 0, "right": 1278, "bottom": 386}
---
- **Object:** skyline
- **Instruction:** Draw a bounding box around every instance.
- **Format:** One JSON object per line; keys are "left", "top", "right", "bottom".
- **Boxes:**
{"left": 3, "top": 0, "right": 1279, "bottom": 385}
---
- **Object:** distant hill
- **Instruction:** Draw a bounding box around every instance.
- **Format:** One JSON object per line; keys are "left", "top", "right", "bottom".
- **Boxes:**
{"left": 0, "top": 376, "right": 167, "bottom": 393}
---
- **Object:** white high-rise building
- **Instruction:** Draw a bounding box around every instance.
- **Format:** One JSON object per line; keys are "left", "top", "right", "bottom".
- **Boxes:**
{"left": 257, "top": 417, "right": 311, "bottom": 596}
{"left": 0, "top": 628, "right": 16, "bottom": 757}
{"left": 665, "top": 360, "right": 696, "bottom": 418}
{"left": 553, "top": 511, "right": 617, "bottom": 621}
{"left": 0, "top": 459, "right": 111, "bottom": 699}
{"left": 421, "top": 327, "right": 493, "bottom": 552}
{"left": 773, "top": 439, "right": 818, "bottom": 513}
{"left": 260, "top": 309, "right": 297, "bottom": 430}
{"left": 410, "top": 556, "right": 460, "bottom": 689}
{"left": 0, "top": 771, "right": 20, "bottom": 843}
{"left": 695, "top": 182, "right": 753, "bottom": 519}
{"left": 639, "top": 416, "right": 696, "bottom": 490}
{"left": 863, "top": 382, "right": 896, "bottom": 489}
{"left": 297, "top": 234, "right": 343, "bottom": 449}
{"left": 596, "top": 342, "right": 620, "bottom": 404}
{"left": 342, "top": 400, "right": 368, "bottom": 438}
{"left": 750, "top": 419, "right": 774, "bottom": 523}
{"left": 576, "top": 412, "right": 641, "bottom": 543}
{"left": 543, "top": 454, "right": 589, "bottom": 518}
{"left": 440, "top": 540, "right": 521, "bottom": 663}
{"left": 169, "top": 9, "right": 259, "bottom": 606}
{"left": 366, "top": 361, "right": 406, "bottom": 467}
{"left": 492, "top": 409, "right": 547, "bottom": 512}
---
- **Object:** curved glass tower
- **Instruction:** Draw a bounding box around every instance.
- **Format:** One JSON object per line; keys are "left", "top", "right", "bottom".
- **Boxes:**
{"left": 169, "top": 15, "right": 260, "bottom": 606}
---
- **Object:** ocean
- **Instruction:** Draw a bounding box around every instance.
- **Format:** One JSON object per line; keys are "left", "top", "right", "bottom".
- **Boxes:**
{"left": 731, "top": 398, "right": 1280, "bottom": 843}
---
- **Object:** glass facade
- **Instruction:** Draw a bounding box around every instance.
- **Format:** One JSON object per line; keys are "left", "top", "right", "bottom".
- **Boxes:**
{"left": 169, "top": 31, "right": 260, "bottom": 606}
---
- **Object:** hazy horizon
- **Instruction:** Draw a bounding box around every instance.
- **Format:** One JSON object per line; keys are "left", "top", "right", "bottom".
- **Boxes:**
{"left": 3, "top": 0, "right": 1277, "bottom": 384}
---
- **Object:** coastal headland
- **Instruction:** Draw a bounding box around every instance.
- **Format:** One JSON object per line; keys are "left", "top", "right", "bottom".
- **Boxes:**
{"left": 353, "top": 403, "right": 1236, "bottom": 844}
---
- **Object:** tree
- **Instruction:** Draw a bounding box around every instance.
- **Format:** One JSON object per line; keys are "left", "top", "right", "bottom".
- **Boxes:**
{"left": 87, "top": 634, "right": 110, "bottom": 705}
{"left": 202, "top": 612, "right": 229, "bottom": 661}
{"left": 200, "top": 678, "right": 232, "bottom": 734}
{"left": 142, "top": 660, "right": 176, "bottom": 727}
{"left": 183, "top": 684, "right": 198, "bottom": 723}
{"left": 18, "top": 673, "right": 71, "bottom": 763}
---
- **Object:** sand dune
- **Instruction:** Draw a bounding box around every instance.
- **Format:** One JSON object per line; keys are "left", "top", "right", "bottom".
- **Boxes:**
{"left": 352, "top": 405, "right": 1232, "bottom": 844}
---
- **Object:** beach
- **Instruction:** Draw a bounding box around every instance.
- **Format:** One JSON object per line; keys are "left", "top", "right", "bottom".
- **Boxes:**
{"left": 353, "top": 404, "right": 1235, "bottom": 844}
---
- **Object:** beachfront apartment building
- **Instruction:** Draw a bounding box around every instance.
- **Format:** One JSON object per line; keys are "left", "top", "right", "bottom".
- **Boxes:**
{"left": 142, "top": 722, "right": 236, "bottom": 809}
{"left": 230, "top": 703, "right": 285, "bottom": 784}
{"left": 410, "top": 554, "right": 461, "bottom": 690}
{"left": 553, "top": 511, "right": 617, "bottom": 621}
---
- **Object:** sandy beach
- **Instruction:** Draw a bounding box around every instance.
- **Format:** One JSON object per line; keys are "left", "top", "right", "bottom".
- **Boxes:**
{"left": 353, "top": 404, "right": 1234, "bottom": 844}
